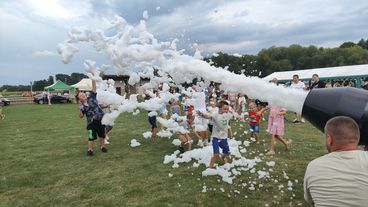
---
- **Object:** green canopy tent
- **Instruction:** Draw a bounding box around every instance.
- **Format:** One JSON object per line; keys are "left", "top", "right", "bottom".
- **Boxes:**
{"left": 44, "top": 80, "right": 73, "bottom": 91}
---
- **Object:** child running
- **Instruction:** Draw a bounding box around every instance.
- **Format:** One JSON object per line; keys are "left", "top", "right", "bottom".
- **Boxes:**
{"left": 262, "top": 104, "right": 292, "bottom": 155}
{"left": 198, "top": 101, "right": 232, "bottom": 168}
{"left": 247, "top": 102, "right": 263, "bottom": 144}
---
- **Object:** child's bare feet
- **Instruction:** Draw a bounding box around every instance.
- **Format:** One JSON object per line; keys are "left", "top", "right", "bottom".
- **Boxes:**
{"left": 286, "top": 139, "right": 292, "bottom": 150}
{"left": 266, "top": 150, "right": 275, "bottom": 155}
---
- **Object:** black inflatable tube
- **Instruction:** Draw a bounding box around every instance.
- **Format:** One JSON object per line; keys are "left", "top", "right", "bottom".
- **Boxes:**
{"left": 302, "top": 87, "right": 368, "bottom": 145}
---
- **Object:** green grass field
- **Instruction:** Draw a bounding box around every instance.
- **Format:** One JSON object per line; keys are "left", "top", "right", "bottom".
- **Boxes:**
{"left": 0, "top": 104, "right": 326, "bottom": 207}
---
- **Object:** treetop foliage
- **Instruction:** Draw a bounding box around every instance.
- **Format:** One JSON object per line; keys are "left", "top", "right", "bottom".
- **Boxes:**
{"left": 205, "top": 38, "right": 368, "bottom": 77}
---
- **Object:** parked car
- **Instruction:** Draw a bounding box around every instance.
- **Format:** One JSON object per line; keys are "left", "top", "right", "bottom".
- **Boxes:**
{"left": 0, "top": 97, "right": 10, "bottom": 106}
{"left": 33, "top": 94, "right": 72, "bottom": 104}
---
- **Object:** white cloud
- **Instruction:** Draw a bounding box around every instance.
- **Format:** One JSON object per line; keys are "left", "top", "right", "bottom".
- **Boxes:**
{"left": 29, "top": 0, "right": 93, "bottom": 19}
{"left": 32, "top": 50, "right": 57, "bottom": 57}
{"left": 198, "top": 40, "right": 259, "bottom": 53}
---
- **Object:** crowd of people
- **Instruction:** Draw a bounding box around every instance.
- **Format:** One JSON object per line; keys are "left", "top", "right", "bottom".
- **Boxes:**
{"left": 305, "top": 74, "right": 367, "bottom": 90}
{"left": 74, "top": 76, "right": 368, "bottom": 206}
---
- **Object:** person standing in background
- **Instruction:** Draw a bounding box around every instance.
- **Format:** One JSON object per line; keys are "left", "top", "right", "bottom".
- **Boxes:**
{"left": 310, "top": 74, "right": 326, "bottom": 89}
{"left": 0, "top": 95, "right": 5, "bottom": 120}
{"left": 289, "top": 74, "right": 306, "bottom": 123}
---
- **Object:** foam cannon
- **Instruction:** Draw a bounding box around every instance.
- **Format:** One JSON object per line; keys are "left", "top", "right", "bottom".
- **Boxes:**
{"left": 302, "top": 87, "right": 368, "bottom": 145}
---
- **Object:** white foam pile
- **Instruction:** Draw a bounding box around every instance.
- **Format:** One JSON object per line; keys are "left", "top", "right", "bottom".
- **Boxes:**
{"left": 142, "top": 131, "right": 152, "bottom": 139}
{"left": 163, "top": 138, "right": 293, "bottom": 188}
{"left": 130, "top": 139, "right": 141, "bottom": 147}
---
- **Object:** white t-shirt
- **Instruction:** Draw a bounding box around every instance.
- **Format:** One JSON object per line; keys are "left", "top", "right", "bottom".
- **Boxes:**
{"left": 207, "top": 106, "right": 219, "bottom": 125}
{"left": 211, "top": 112, "right": 232, "bottom": 139}
{"left": 290, "top": 81, "right": 305, "bottom": 90}
{"left": 192, "top": 91, "right": 206, "bottom": 110}
{"left": 304, "top": 150, "right": 368, "bottom": 207}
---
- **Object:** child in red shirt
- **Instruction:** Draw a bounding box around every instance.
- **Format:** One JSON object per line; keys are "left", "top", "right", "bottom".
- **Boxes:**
{"left": 247, "top": 102, "right": 262, "bottom": 143}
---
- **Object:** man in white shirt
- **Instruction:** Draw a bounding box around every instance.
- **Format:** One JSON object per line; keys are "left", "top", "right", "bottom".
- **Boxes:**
{"left": 304, "top": 116, "right": 368, "bottom": 207}
{"left": 289, "top": 74, "right": 305, "bottom": 123}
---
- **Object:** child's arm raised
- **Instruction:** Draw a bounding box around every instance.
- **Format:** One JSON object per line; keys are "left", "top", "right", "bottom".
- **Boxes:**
{"left": 197, "top": 111, "right": 212, "bottom": 119}
{"left": 92, "top": 80, "right": 96, "bottom": 93}
{"left": 257, "top": 107, "right": 268, "bottom": 116}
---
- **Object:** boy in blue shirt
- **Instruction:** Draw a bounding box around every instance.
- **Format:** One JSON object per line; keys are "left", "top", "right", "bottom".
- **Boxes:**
{"left": 76, "top": 80, "right": 107, "bottom": 156}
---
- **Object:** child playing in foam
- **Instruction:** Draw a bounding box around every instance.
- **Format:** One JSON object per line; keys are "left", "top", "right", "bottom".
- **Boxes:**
{"left": 247, "top": 102, "right": 263, "bottom": 144}
{"left": 260, "top": 104, "right": 292, "bottom": 155}
{"left": 177, "top": 113, "right": 195, "bottom": 153}
{"left": 198, "top": 101, "right": 232, "bottom": 168}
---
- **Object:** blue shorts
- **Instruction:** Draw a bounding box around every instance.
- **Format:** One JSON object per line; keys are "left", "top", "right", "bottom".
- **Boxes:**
{"left": 148, "top": 116, "right": 157, "bottom": 129}
{"left": 212, "top": 137, "right": 230, "bottom": 154}
{"left": 249, "top": 124, "right": 260, "bottom": 133}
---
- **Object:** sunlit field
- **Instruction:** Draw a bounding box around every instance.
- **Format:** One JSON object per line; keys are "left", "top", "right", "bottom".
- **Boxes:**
{"left": 0, "top": 104, "right": 327, "bottom": 207}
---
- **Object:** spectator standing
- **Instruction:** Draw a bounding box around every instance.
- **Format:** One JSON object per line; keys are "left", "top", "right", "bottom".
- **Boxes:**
{"left": 289, "top": 74, "right": 306, "bottom": 123}
{"left": 304, "top": 116, "right": 368, "bottom": 206}
{"left": 47, "top": 91, "right": 52, "bottom": 105}
{"left": 0, "top": 95, "right": 5, "bottom": 120}
{"left": 310, "top": 74, "right": 326, "bottom": 89}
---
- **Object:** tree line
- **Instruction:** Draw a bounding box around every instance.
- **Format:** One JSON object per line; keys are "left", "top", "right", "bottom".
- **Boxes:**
{"left": 1, "top": 73, "right": 87, "bottom": 92}
{"left": 205, "top": 38, "right": 368, "bottom": 77}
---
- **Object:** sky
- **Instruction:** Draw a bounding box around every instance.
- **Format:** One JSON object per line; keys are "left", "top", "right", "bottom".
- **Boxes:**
{"left": 1, "top": 0, "right": 368, "bottom": 86}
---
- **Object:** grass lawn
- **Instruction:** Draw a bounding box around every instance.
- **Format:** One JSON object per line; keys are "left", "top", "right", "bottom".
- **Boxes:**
{"left": 0, "top": 104, "right": 326, "bottom": 207}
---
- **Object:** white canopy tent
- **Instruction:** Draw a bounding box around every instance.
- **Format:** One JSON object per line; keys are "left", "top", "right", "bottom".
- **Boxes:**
{"left": 263, "top": 64, "right": 368, "bottom": 83}
{"left": 71, "top": 78, "right": 92, "bottom": 91}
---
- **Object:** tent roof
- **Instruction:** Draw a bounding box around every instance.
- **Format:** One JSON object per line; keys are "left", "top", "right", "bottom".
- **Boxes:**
{"left": 263, "top": 64, "right": 368, "bottom": 82}
{"left": 44, "top": 80, "right": 73, "bottom": 91}
{"left": 71, "top": 78, "right": 92, "bottom": 91}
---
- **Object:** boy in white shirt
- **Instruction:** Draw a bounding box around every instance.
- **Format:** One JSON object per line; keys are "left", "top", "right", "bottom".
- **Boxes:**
{"left": 198, "top": 101, "right": 232, "bottom": 168}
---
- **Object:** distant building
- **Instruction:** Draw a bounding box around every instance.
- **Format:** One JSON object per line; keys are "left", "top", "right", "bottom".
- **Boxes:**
{"left": 102, "top": 75, "right": 150, "bottom": 95}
